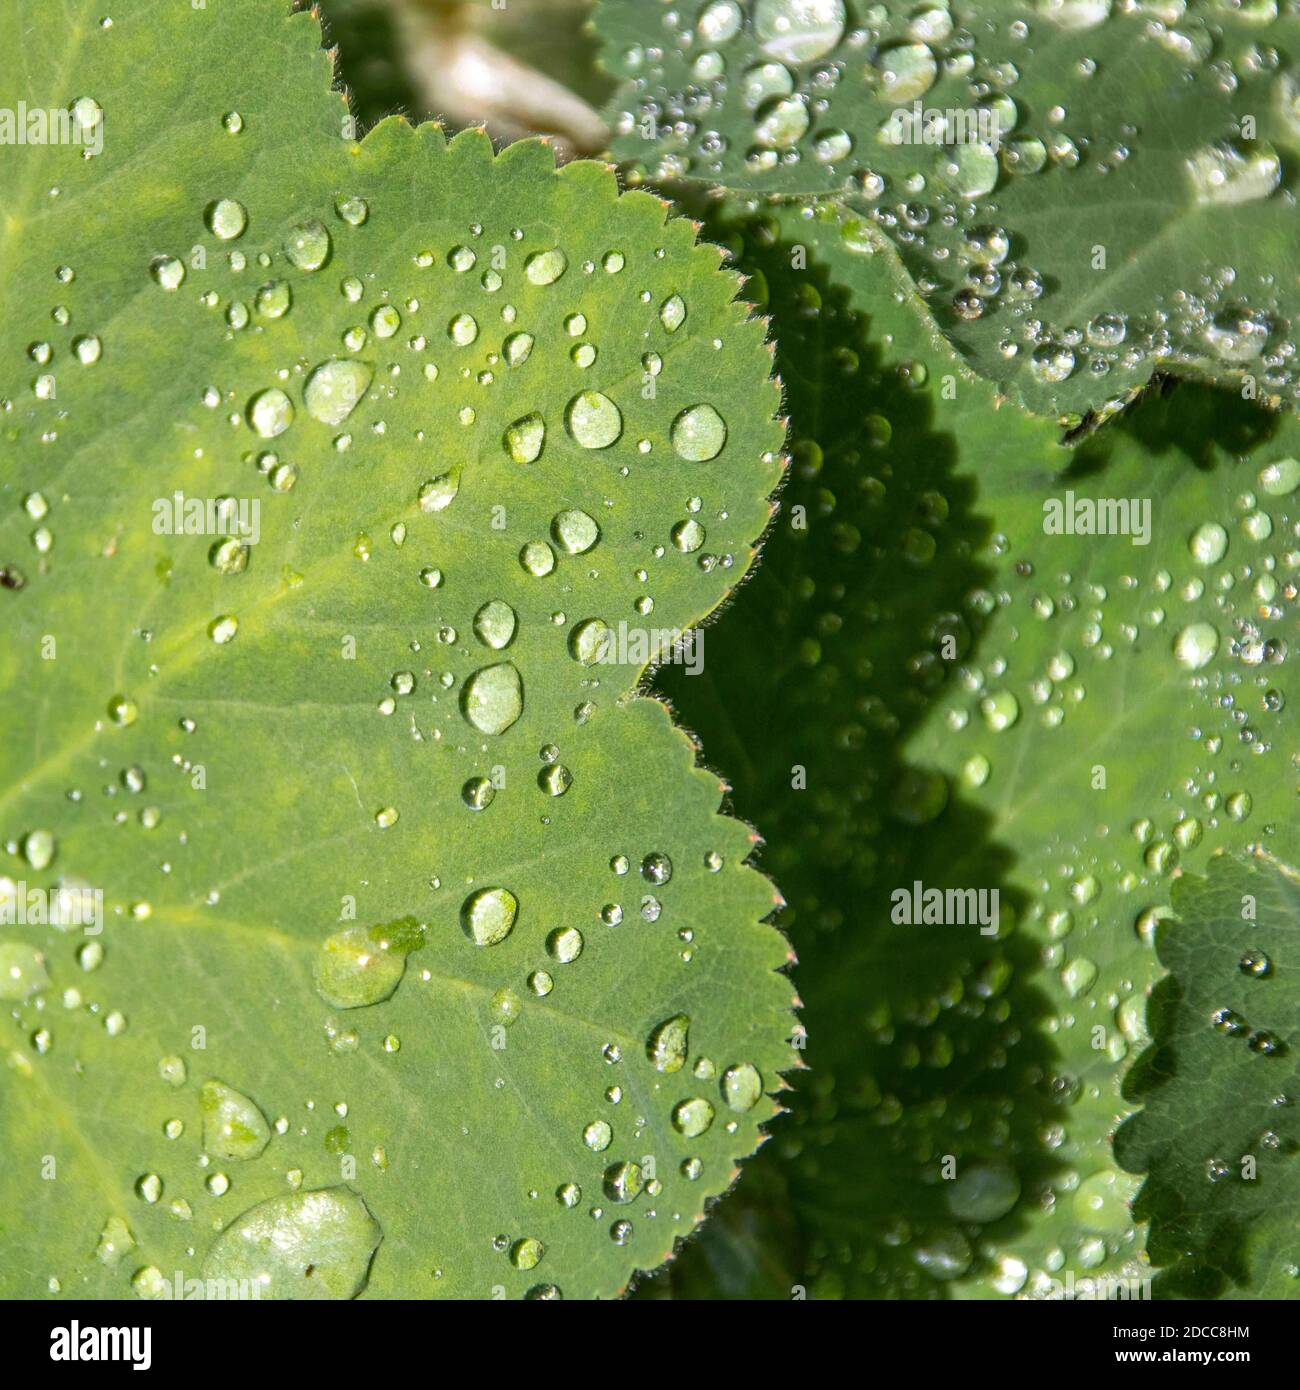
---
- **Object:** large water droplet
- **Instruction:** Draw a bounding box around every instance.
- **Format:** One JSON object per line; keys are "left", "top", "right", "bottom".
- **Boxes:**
{"left": 199, "top": 1080, "right": 271, "bottom": 1160}
{"left": 202, "top": 1188, "right": 381, "bottom": 1299}
{"left": 0, "top": 942, "right": 50, "bottom": 1001}
{"left": 284, "top": 220, "right": 332, "bottom": 271}
{"left": 473, "top": 600, "right": 517, "bottom": 650}
{"left": 753, "top": 0, "right": 846, "bottom": 64}
{"left": 566, "top": 392, "right": 623, "bottom": 449}
{"left": 720, "top": 1062, "right": 763, "bottom": 1111}
{"left": 525, "top": 249, "right": 568, "bottom": 285}
{"left": 504, "top": 413, "right": 546, "bottom": 464}
{"left": 1173, "top": 622, "right": 1219, "bottom": 670}
{"left": 1187, "top": 142, "right": 1281, "bottom": 206}
{"left": 206, "top": 198, "right": 247, "bottom": 240}
{"left": 461, "top": 887, "right": 519, "bottom": 947}
{"left": 304, "top": 360, "right": 373, "bottom": 426}
{"left": 552, "top": 509, "right": 600, "bottom": 554}
{"left": 671, "top": 404, "right": 727, "bottom": 461}
{"left": 946, "top": 1161, "right": 1021, "bottom": 1223}
{"left": 248, "top": 389, "right": 294, "bottom": 439}
{"left": 462, "top": 663, "right": 524, "bottom": 735}
{"left": 312, "top": 916, "right": 424, "bottom": 1009}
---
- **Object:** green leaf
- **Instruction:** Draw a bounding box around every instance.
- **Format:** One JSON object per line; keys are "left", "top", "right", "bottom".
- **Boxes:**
{"left": 652, "top": 197, "right": 1300, "bottom": 1297}
{"left": 0, "top": 0, "right": 795, "bottom": 1300}
{"left": 596, "top": 0, "right": 1300, "bottom": 420}
{"left": 1116, "top": 852, "right": 1300, "bottom": 1299}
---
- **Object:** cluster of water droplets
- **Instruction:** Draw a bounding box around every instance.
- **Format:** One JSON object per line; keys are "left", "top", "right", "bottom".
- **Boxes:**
{"left": 605, "top": 0, "right": 1300, "bottom": 412}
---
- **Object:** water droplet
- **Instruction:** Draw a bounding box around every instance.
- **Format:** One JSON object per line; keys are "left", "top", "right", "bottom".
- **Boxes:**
{"left": 546, "top": 926, "right": 583, "bottom": 963}
{"left": 660, "top": 294, "right": 686, "bottom": 333}
{"left": 946, "top": 1161, "right": 1021, "bottom": 1223}
{"left": 255, "top": 280, "right": 292, "bottom": 318}
{"left": 980, "top": 690, "right": 1020, "bottom": 731}
{"left": 646, "top": 1015, "right": 690, "bottom": 1073}
{"left": 462, "top": 663, "right": 523, "bottom": 735}
{"left": 510, "top": 1236, "right": 544, "bottom": 1269}
{"left": 151, "top": 256, "right": 185, "bottom": 290}
{"left": 1189, "top": 522, "right": 1228, "bottom": 565}
{"left": 202, "top": 1188, "right": 381, "bottom": 1298}
{"left": 504, "top": 413, "right": 546, "bottom": 464}
{"left": 200, "top": 1080, "right": 271, "bottom": 1160}
{"left": 284, "top": 220, "right": 332, "bottom": 271}
{"left": 1187, "top": 141, "right": 1281, "bottom": 206}
{"left": 569, "top": 618, "right": 610, "bottom": 665}
{"left": 670, "top": 405, "right": 727, "bottom": 461}
{"left": 720, "top": 1062, "right": 763, "bottom": 1111}
{"left": 208, "top": 614, "right": 238, "bottom": 645}
{"left": 520, "top": 541, "right": 556, "bottom": 577}
{"left": 672, "top": 1097, "right": 715, "bottom": 1137}
{"left": 335, "top": 196, "right": 368, "bottom": 226}
{"left": 1174, "top": 622, "right": 1219, "bottom": 670}
{"left": 312, "top": 916, "right": 423, "bottom": 1008}
{"left": 248, "top": 388, "right": 294, "bottom": 439}
{"left": 0, "top": 942, "right": 50, "bottom": 1001}
{"left": 538, "top": 763, "right": 572, "bottom": 796}
{"left": 566, "top": 392, "right": 622, "bottom": 449}
{"left": 304, "top": 360, "right": 372, "bottom": 426}
{"left": 603, "top": 1161, "right": 644, "bottom": 1204}
{"left": 584, "top": 1120, "right": 613, "bottom": 1151}
{"left": 1240, "top": 949, "right": 1272, "bottom": 978}
{"left": 22, "top": 828, "right": 55, "bottom": 870}
{"left": 473, "top": 600, "right": 517, "bottom": 650}
{"left": 552, "top": 509, "right": 600, "bottom": 554}
{"left": 504, "top": 332, "right": 535, "bottom": 366}
{"left": 418, "top": 473, "right": 460, "bottom": 513}
{"left": 1259, "top": 457, "right": 1300, "bottom": 497}
{"left": 524, "top": 249, "right": 567, "bottom": 285}
{"left": 753, "top": 0, "right": 846, "bottom": 64}
{"left": 95, "top": 1216, "right": 135, "bottom": 1267}
{"left": 206, "top": 199, "right": 247, "bottom": 240}
{"left": 1061, "top": 956, "right": 1099, "bottom": 998}
{"left": 461, "top": 888, "right": 518, "bottom": 947}
{"left": 107, "top": 694, "right": 138, "bottom": 727}
{"left": 876, "top": 42, "right": 937, "bottom": 101}
{"left": 672, "top": 519, "right": 705, "bottom": 552}
{"left": 447, "top": 312, "right": 478, "bottom": 346}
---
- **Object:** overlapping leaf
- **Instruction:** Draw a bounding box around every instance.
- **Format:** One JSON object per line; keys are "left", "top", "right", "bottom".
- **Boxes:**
{"left": 595, "top": 0, "right": 1300, "bottom": 420}
{"left": 0, "top": 0, "right": 796, "bottom": 1299}
{"left": 651, "top": 200, "right": 1300, "bottom": 1298}
{"left": 1116, "top": 853, "right": 1299, "bottom": 1299}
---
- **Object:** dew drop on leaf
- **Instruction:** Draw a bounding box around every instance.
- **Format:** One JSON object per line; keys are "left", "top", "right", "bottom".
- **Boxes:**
{"left": 524, "top": 248, "right": 567, "bottom": 285}
{"left": 284, "top": 220, "right": 332, "bottom": 271}
{"left": 202, "top": 1189, "right": 382, "bottom": 1299}
{"left": 566, "top": 391, "right": 623, "bottom": 449}
{"left": 670, "top": 405, "right": 727, "bottom": 461}
{"left": 304, "top": 360, "right": 373, "bottom": 426}
{"left": 473, "top": 600, "right": 517, "bottom": 650}
{"left": 247, "top": 389, "right": 294, "bottom": 439}
{"left": 312, "top": 917, "right": 423, "bottom": 1009}
{"left": 720, "top": 1062, "right": 763, "bottom": 1112}
{"left": 206, "top": 198, "right": 247, "bottom": 240}
{"left": 460, "top": 887, "right": 519, "bottom": 947}
{"left": 504, "top": 412, "right": 546, "bottom": 463}
{"left": 646, "top": 1014, "right": 690, "bottom": 1073}
{"left": 199, "top": 1080, "right": 271, "bottom": 1160}
{"left": 672, "top": 1097, "right": 715, "bottom": 1137}
{"left": 461, "top": 663, "right": 524, "bottom": 735}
